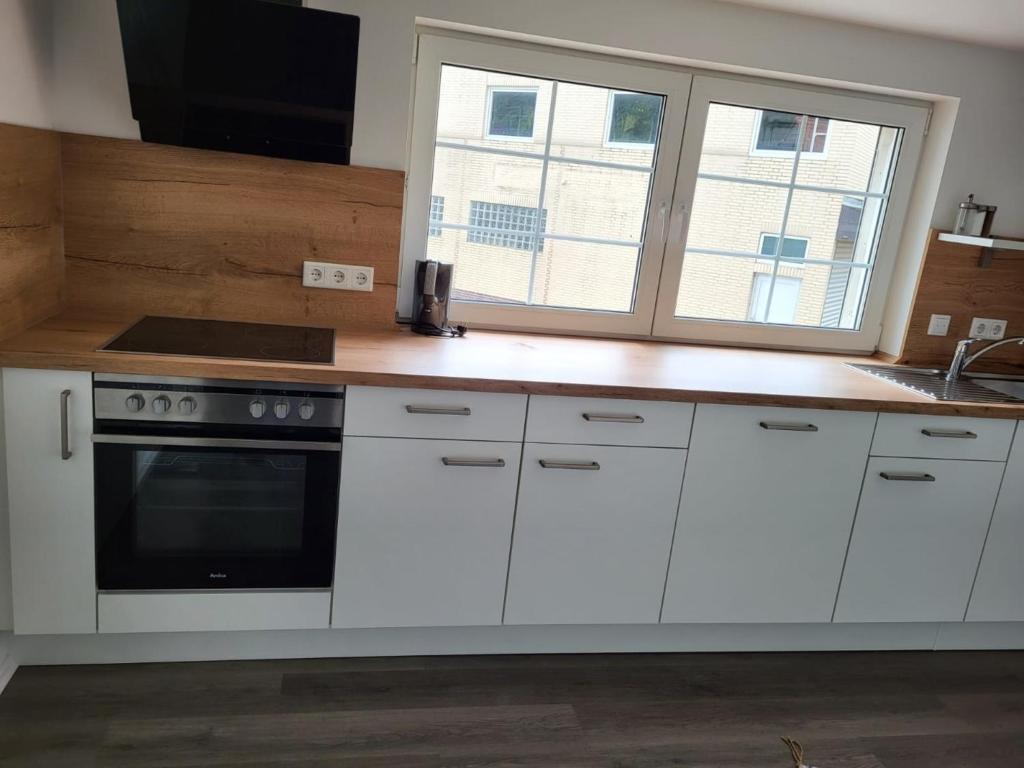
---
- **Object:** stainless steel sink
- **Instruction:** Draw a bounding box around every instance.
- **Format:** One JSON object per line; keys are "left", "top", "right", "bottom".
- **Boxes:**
{"left": 847, "top": 364, "right": 1024, "bottom": 403}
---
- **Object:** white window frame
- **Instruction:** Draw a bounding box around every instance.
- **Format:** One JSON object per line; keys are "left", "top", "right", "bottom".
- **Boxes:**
{"left": 652, "top": 75, "right": 928, "bottom": 353}
{"left": 750, "top": 109, "right": 831, "bottom": 158}
{"left": 483, "top": 85, "right": 539, "bottom": 142}
{"left": 401, "top": 34, "right": 691, "bottom": 336}
{"left": 603, "top": 90, "right": 659, "bottom": 149}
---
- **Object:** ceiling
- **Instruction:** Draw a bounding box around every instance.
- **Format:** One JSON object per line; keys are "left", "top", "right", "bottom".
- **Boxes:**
{"left": 713, "top": 0, "right": 1024, "bottom": 49}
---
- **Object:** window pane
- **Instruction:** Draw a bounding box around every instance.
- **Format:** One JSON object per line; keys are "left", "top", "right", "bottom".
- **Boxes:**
{"left": 675, "top": 98, "right": 903, "bottom": 330}
{"left": 543, "top": 162, "right": 651, "bottom": 242}
{"left": 698, "top": 104, "right": 794, "bottom": 183}
{"left": 436, "top": 65, "right": 551, "bottom": 154}
{"left": 532, "top": 241, "right": 639, "bottom": 312}
{"left": 426, "top": 65, "right": 664, "bottom": 315}
{"left": 608, "top": 93, "right": 662, "bottom": 145}
{"left": 488, "top": 89, "right": 538, "bottom": 138}
{"left": 684, "top": 177, "right": 788, "bottom": 256}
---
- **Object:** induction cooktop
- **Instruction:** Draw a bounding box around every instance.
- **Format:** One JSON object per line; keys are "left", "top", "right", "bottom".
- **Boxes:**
{"left": 100, "top": 317, "right": 336, "bottom": 365}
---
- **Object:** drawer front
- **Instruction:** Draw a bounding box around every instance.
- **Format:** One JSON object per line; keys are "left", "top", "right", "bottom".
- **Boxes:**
{"left": 872, "top": 413, "right": 1015, "bottom": 461}
{"left": 834, "top": 457, "right": 1003, "bottom": 623}
{"left": 525, "top": 396, "right": 694, "bottom": 447}
{"left": 344, "top": 386, "right": 527, "bottom": 441}
{"left": 504, "top": 444, "right": 687, "bottom": 625}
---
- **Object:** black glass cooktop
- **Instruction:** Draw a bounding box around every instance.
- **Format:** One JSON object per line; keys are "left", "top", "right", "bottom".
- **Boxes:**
{"left": 101, "top": 317, "right": 336, "bottom": 365}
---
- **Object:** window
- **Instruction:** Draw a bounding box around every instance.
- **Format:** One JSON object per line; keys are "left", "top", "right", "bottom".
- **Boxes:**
{"left": 758, "top": 234, "right": 808, "bottom": 261}
{"left": 428, "top": 195, "right": 445, "bottom": 236}
{"left": 752, "top": 110, "right": 830, "bottom": 155}
{"left": 749, "top": 274, "right": 801, "bottom": 324}
{"left": 468, "top": 201, "right": 547, "bottom": 252}
{"left": 606, "top": 91, "right": 663, "bottom": 146}
{"left": 405, "top": 36, "right": 928, "bottom": 351}
{"left": 485, "top": 87, "right": 537, "bottom": 139}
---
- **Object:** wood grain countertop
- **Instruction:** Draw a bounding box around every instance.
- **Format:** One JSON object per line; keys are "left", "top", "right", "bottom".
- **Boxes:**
{"left": 1, "top": 314, "right": 1023, "bottom": 419}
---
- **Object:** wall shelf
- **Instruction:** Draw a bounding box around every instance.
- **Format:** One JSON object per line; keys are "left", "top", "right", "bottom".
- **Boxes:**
{"left": 938, "top": 232, "right": 1024, "bottom": 267}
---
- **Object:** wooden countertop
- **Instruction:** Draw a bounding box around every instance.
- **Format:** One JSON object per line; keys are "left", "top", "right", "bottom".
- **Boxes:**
{"left": 1, "top": 314, "right": 1023, "bottom": 419}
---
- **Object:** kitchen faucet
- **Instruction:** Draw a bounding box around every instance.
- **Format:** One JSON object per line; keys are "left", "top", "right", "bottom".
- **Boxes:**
{"left": 945, "top": 336, "right": 1024, "bottom": 382}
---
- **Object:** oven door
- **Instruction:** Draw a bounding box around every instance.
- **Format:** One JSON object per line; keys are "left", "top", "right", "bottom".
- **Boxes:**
{"left": 94, "top": 436, "right": 340, "bottom": 590}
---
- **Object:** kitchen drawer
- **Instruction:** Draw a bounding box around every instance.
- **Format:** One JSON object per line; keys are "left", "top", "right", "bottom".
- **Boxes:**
{"left": 344, "top": 386, "right": 527, "bottom": 441}
{"left": 871, "top": 413, "right": 1014, "bottom": 461}
{"left": 525, "top": 396, "right": 694, "bottom": 447}
{"left": 834, "top": 457, "right": 1003, "bottom": 623}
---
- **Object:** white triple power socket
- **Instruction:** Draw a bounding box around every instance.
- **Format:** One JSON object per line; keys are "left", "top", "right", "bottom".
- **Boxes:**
{"left": 302, "top": 260, "right": 374, "bottom": 292}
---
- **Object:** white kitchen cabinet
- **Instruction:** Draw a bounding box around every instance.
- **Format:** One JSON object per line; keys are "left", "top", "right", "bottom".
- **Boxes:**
{"left": 525, "top": 396, "right": 694, "bottom": 448}
{"left": 503, "top": 443, "right": 687, "bottom": 625}
{"left": 871, "top": 413, "right": 1015, "bottom": 462}
{"left": 966, "top": 422, "right": 1024, "bottom": 621}
{"left": 835, "top": 457, "right": 1004, "bottom": 623}
{"left": 661, "top": 405, "right": 876, "bottom": 623}
{"left": 3, "top": 368, "right": 96, "bottom": 634}
{"left": 332, "top": 436, "right": 521, "bottom": 628}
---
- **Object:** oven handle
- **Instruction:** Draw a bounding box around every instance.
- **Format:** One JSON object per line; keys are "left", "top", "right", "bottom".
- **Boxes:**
{"left": 91, "top": 434, "right": 341, "bottom": 452}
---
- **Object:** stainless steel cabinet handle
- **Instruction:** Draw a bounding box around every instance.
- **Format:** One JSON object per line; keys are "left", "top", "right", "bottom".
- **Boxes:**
{"left": 405, "top": 405, "right": 472, "bottom": 416}
{"left": 59, "top": 389, "right": 72, "bottom": 460}
{"left": 582, "top": 413, "right": 645, "bottom": 424}
{"left": 441, "top": 457, "right": 506, "bottom": 468}
{"left": 921, "top": 428, "right": 978, "bottom": 439}
{"left": 539, "top": 460, "right": 601, "bottom": 471}
{"left": 759, "top": 421, "right": 819, "bottom": 432}
{"left": 880, "top": 471, "right": 936, "bottom": 482}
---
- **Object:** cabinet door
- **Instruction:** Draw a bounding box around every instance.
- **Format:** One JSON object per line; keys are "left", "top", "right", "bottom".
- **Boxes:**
{"left": 3, "top": 369, "right": 95, "bottom": 634}
{"left": 835, "top": 458, "right": 1003, "bottom": 623}
{"left": 661, "top": 405, "right": 876, "bottom": 623}
{"left": 332, "top": 437, "right": 520, "bottom": 628}
{"left": 504, "top": 444, "right": 686, "bottom": 625}
{"left": 968, "top": 423, "right": 1024, "bottom": 621}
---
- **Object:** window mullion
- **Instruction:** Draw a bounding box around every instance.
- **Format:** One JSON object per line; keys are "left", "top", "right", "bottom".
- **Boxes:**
{"left": 527, "top": 81, "right": 559, "bottom": 306}
{"left": 758, "top": 114, "right": 806, "bottom": 323}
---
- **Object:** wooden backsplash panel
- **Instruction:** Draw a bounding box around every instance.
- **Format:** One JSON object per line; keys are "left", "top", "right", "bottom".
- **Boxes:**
{"left": 0, "top": 124, "right": 63, "bottom": 340}
{"left": 898, "top": 230, "right": 1024, "bottom": 371}
{"left": 61, "top": 134, "right": 403, "bottom": 329}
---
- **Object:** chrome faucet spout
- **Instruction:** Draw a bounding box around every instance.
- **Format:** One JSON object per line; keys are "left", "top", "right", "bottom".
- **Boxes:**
{"left": 946, "top": 336, "right": 1024, "bottom": 382}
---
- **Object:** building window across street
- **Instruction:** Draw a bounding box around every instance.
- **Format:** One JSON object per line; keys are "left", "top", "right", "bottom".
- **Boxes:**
{"left": 753, "top": 110, "right": 830, "bottom": 155}
{"left": 467, "top": 201, "right": 547, "bottom": 252}
{"left": 485, "top": 87, "right": 538, "bottom": 139}
{"left": 428, "top": 195, "right": 445, "bottom": 237}
{"left": 606, "top": 91, "right": 663, "bottom": 146}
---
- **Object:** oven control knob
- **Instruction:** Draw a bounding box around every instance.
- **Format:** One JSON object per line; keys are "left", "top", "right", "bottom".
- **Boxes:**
{"left": 274, "top": 400, "right": 291, "bottom": 419}
{"left": 178, "top": 396, "right": 198, "bottom": 416}
{"left": 249, "top": 399, "right": 267, "bottom": 419}
{"left": 152, "top": 395, "right": 172, "bottom": 415}
{"left": 298, "top": 401, "right": 315, "bottom": 421}
{"left": 125, "top": 393, "right": 146, "bottom": 413}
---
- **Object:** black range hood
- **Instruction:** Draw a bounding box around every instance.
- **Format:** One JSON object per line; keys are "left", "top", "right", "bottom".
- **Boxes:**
{"left": 116, "top": 0, "right": 359, "bottom": 165}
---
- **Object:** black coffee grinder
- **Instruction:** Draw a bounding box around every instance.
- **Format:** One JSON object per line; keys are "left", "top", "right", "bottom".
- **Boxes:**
{"left": 412, "top": 260, "right": 467, "bottom": 338}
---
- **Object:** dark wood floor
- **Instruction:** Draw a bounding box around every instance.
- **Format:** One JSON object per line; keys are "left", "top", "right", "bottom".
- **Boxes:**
{"left": 1, "top": 651, "right": 1023, "bottom": 767}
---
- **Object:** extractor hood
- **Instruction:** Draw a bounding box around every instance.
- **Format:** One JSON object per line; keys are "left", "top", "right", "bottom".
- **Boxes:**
{"left": 116, "top": 0, "right": 359, "bottom": 165}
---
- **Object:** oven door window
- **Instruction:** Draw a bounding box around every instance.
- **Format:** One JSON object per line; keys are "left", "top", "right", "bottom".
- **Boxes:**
{"left": 95, "top": 443, "right": 339, "bottom": 590}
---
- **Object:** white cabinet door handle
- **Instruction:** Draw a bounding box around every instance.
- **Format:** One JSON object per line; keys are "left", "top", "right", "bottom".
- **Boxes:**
{"left": 880, "top": 471, "right": 936, "bottom": 482}
{"left": 581, "top": 413, "right": 645, "bottom": 424}
{"left": 539, "top": 460, "right": 601, "bottom": 471}
{"left": 759, "top": 421, "right": 818, "bottom": 432}
{"left": 441, "top": 457, "right": 506, "bottom": 468}
{"left": 921, "top": 428, "right": 977, "bottom": 439}
{"left": 405, "top": 405, "right": 472, "bottom": 416}
{"left": 59, "top": 389, "right": 72, "bottom": 461}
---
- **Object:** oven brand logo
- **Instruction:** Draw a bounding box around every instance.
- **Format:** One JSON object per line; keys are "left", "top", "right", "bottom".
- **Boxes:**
{"left": 209, "top": 572, "right": 228, "bottom": 579}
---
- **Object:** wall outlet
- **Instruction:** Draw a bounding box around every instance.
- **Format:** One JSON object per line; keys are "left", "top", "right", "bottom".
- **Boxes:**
{"left": 302, "top": 261, "right": 374, "bottom": 292}
{"left": 969, "top": 317, "right": 1008, "bottom": 340}
{"left": 927, "top": 314, "right": 951, "bottom": 336}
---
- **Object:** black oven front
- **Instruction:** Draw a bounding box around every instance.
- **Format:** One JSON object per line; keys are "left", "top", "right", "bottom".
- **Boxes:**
{"left": 93, "top": 374, "right": 343, "bottom": 591}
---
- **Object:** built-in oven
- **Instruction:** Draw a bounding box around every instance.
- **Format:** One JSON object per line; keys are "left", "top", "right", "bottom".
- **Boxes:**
{"left": 93, "top": 374, "right": 344, "bottom": 591}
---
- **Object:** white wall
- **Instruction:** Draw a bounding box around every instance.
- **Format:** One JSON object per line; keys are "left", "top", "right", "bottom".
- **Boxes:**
{"left": 0, "top": 0, "right": 54, "bottom": 129}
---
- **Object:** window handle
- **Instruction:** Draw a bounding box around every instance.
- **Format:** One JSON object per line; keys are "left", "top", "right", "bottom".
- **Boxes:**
{"left": 657, "top": 200, "right": 668, "bottom": 242}
{"left": 921, "top": 428, "right": 977, "bottom": 439}
{"left": 405, "top": 405, "right": 472, "bottom": 416}
{"left": 668, "top": 201, "right": 689, "bottom": 244}
{"left": 582, "top": 413, "right": 645, "bottom": 424}
{"left": 759, "top": 421, "right": 819, "bottom": 432}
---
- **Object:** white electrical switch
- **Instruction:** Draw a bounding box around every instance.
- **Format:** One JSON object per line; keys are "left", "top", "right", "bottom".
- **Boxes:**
{"left": 927, "top": 314, "right": 951, "bottom": 336}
